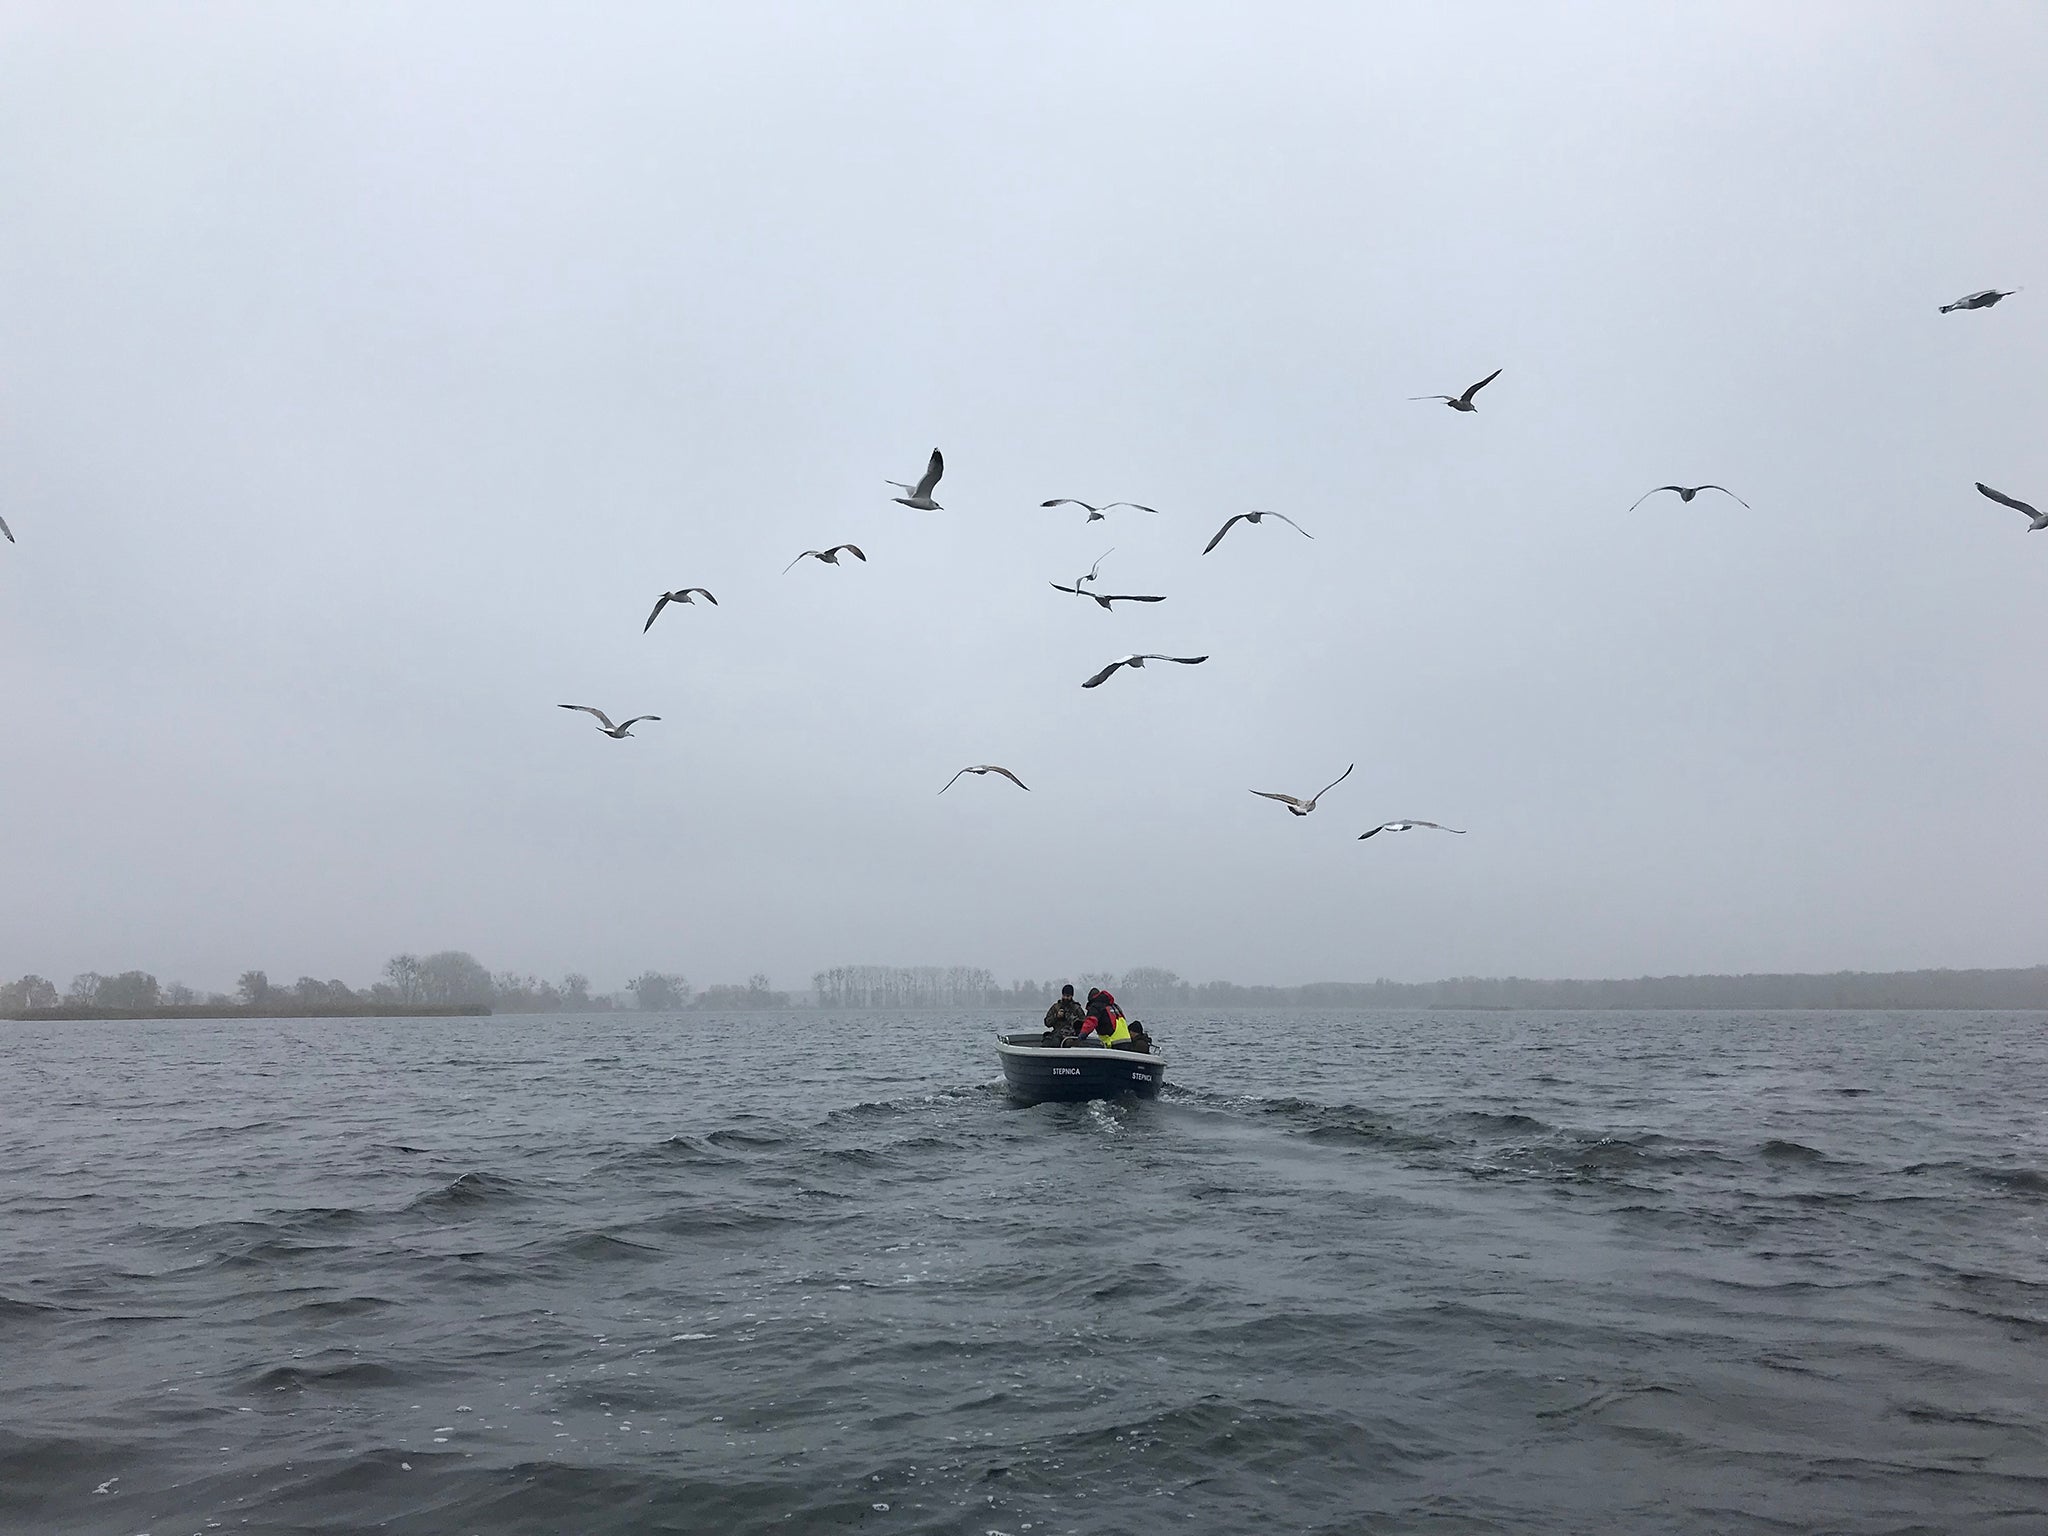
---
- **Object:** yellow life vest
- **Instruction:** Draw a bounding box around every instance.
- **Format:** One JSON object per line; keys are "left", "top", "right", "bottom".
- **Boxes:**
{"left": 1097, "top": 1013, "right": 1131, "bottom": 1047}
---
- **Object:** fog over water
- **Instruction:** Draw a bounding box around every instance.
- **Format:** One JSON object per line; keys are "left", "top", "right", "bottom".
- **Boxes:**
{"left": 2, "top": 4, "right": 2044, "bottom": 991}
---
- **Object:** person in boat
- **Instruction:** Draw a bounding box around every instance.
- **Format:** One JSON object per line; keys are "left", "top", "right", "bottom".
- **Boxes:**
{"left": 1089, "top": 990, "right": 1133, "bottom": 1048}
{"left": 1042, "top": 983, "right": 1086, "bottom": 1043}
{"left": 1122, "top": 1019, "right": 1153, "bottom": 1054}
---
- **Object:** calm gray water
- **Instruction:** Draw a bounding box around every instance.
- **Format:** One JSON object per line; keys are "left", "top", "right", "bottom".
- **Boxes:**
{"left": 3, "top": 1009, "right": 2046, "bottom": 1535}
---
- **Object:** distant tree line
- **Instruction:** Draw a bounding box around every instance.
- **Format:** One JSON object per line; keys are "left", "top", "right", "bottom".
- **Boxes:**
{"left": 0, "top": 951, "right": 789, "bottom": 1018}
{"left": 1075, "top": 964, "right": 2048, "bottom": 1012}
{"left": 809, "top": 963, "right": 2048, "bottom": 1013}
{"left": 10, "top": 958, "right": 2047, "bottom": 1020}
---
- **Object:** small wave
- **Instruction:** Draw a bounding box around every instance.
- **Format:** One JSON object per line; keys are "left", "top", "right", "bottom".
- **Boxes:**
{"left": 824, "top": 1146, "right": 887, "bottom": 1167}
{"left": 1454, "top": 1110, "right": 1552, "bottom": 1135}
{"left": 1896, "top": 1400, "right": 2028, "bottom": 1427}
{"left": 1979, "top": 1167, "right": 2048, "bottom": 1195}
{"left": 1759, "top": 1139, "right": 1833, "bottom": 1164}
{"left": 261, "top": 1295, "right": 394, "bottom": 1322}
{"left": 405, "top": 1171, "right": 519, "bottom": 1215}
{"left": 643, "top": 1203, "right": 796, "bottom": 1237}
{"left": 821, "top": 1084, "right": 996, "bottom": 1128}
{"left": 176, "top": 1118, "right": 284, "bottom": 1142}
{"left": 705, "top": 1127, "right": 791, "bottom": 1151}
{"left": 1476, "top": 1130, "right": 1742, "bottom": 1188}
{"left": 208, "top": 1237, "right": 354, "bottom": 1272}
{"left": 270, "top": 1205, "right": 367, "bottom": 1235}
{"left": 0, "top": 1432, "right": 120, "bottom": 1496}
{"left": 555, "top": 1231, "right": 664, "bottom": 1263}
{"left": 0, "top": 1293, "right": 71, "bottom": 1320}
{"left": 1058, "top": 1393, "right": 1429, "bottom": 1476}
{"left": 1248, "top": 1096, "right": 1452, "bottom": 1153}
{"left": 1903, "top": 1161, "right": 2048, "bottom": 1196}
{"left": 1535, "top": 1382, "right": 1678, "bottom": 1421}
{"left": 608, "top": 1133, "right": 738, "bottom": 1169}
{"left": 243, "top": 1358, "right": 411, "bottom": 1393}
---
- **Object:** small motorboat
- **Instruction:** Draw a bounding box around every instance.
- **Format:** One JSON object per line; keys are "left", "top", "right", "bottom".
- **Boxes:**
{"left": 995, "top": 1029, "right": 1166, "bottom": 1104}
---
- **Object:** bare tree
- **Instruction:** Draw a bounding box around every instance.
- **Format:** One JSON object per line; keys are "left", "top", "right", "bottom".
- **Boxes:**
{"left": 381, "top": 955, "right": 425, "bottom": 1004}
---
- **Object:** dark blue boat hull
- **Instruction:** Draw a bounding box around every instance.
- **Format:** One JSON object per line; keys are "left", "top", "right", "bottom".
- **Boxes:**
{"left": 996, "top": 1033, "right": 1165, "bottom": 1104}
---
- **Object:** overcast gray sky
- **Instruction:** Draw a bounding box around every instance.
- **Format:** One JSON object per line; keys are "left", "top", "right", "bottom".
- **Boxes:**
{"left": 2, "top": 3, "right": 2043, "bottom": 994}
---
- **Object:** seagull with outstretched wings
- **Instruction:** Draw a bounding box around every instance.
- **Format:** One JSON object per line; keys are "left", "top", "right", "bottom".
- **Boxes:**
{"left": 1202, "top": 510, "right": 1312, "bottom": 555}
{"left": 1975, "top": 482, "right": 2048, "bottom": 531}
{"left": 939, "top": 764, "right": 1031, "bottom": 794}
{"left": 1081, "top": 653, "right": 1209, "bottom": 689}
{"left": 643, "top": 588, "right": 717, "bottom": 632}
{"left": 1410, "top": 367, "right": 1502, "bottom": 412}
{"left": 887, "top": 448, "right": 945, "bottom": 509}
{"left": 1041, "top": 498, "right": 1159, "bottom": 522}
{"left": 1358, "top": 820, "right": 1467, "bottom": 840}
{"left": 1250, "top": 763, "right": 1354, "bottom": 817}
{"left": 1629, "top": 484, "right": 1750, "bottom": 511}
{"left": 558, "top": 705, "right": 661, "bottom": 739}
{"left": 784, "top": 544, "right": 867, "bottom": 572}
{"left": 1049, "top": 582, "right": 1165, "bottom": 610}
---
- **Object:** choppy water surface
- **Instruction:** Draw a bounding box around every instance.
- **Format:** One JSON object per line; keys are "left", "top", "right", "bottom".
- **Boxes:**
{"left": 3, "top": 1009, "right": 2047, "bottom": 1534}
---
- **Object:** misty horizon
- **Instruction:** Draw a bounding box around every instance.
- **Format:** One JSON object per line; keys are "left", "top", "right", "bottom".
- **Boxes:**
{"left": 9, "top": 950, "right": 2048, "bottom": 1019}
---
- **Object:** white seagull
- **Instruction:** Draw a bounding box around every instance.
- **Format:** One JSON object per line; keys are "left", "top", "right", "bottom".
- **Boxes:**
{"left": 939, "top": 764, "right": 1031, "bottom": 794}
{"left": 1358, "top": 820, "right": 1467, "bottom": 840}
{"left": 887, "top": 449, "right": 945, "bottom": 509}
{"left": 1940, "top": 288, "right": 2019, "bottom": 313}
{"left": 1040, "top": 499, "right": 1160, "bottom": 522}
{"left": 558, "top": 704, "right": 661, "bottom": 739}
{"left": 1250, "top": 763, "right": 1354, "bottom": 817}
{"left": 1410, "top": 368, "right": 1502, "bottom": 412}
{"left": 1629, "top": 484, "right": 1751, "bottom": 511}
{"left": 1202, "top": 510, "right": 1313, "bottom": 555}
{"left": 1081, "top": 653, "right": 1209, "bottom": 689}
{"left": 1048, "top": 582, "right": 1165, "bottom": 610}
{"left": 784, "top": 543, "right": 867, "bottom": 573}
{"left": 643, "top": 588, "right": 718, "bottom": 632}
{"left": 1975, "top": 482, "right": 2048, "bottom": 531}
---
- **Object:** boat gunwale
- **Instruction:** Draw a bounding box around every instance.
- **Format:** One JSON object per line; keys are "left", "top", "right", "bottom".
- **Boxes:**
{"left": 994, "top": 1032, "right": 1165, "bottom": 1066}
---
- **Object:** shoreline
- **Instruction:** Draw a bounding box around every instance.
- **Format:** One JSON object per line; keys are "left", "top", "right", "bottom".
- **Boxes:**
{"left": 4, "top": 1003, "right": 493, "bottom": 1021}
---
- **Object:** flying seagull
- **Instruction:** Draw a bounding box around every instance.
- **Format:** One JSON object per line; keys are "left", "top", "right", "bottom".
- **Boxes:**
{"left": 0, "top": 513, "right": 11, "bottom": 544}
{"left": 1250, "top": 763, "right": 1354, "bottom": 817}
{"left": 1074, "top": 548, "right": 1113, "bottom": 586}
{"left": 783, "top": 544, "right": 867, "bottom": 573}
{"left": 1049, "top": 582, "right": 1166, "bottom": 610}
{"left": 1975, "top": 482, "right": 2048, "bottom": 531}
{"left": 1202, "top": 510, "right": 1313, "bottom": 555}
{"left": 1040, "top": 499, "right": 1160, "bottom": 522}
{"left": 558, "top": 704, "right": 661, "bottom": 739}
{"left": 1410, "top": 368, "right": 1502, "bottom": 412}
{"left": 887, "top": 449, "right": 945, "bottom": 509}
{"left": 643, "top": 588, "right": 718, "bottom": 632}
{"left": 1358, "top": 820, "right": 1467, "bottom": 840}
{"left": 1629, "top": 484, "right": 1751, "bottom": 511}
{"left": 1940, "top": 288, "right": 2019, "bottom": 313}
{"left": 939, "top": 764, "right": 1031, "bottom": 794}
{"left": 1081, "top": 653, "right": 1209, "bottom": 689}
